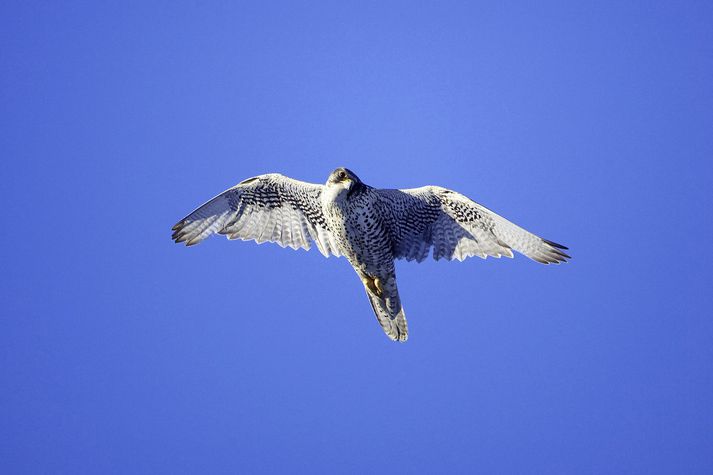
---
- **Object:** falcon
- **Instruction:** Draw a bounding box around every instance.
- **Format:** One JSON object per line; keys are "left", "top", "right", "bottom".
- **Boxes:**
{"left": 172, "top": 168, "right": 570, "bottom": 342}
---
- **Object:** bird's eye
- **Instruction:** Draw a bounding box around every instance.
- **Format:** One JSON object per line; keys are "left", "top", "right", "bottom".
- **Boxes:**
{"left": 338, "top": 171, "right": 347, "bottom": 180}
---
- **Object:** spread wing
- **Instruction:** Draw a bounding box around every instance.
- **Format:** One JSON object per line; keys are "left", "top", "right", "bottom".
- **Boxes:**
{"left": 376, "top": 187, "right": 570, "bottom": 264}
{"left": 172, "top": 174, "right": 341, "bottom": 257}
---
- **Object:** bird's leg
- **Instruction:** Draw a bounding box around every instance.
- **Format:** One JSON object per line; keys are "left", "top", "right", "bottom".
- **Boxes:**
{"left": 359, "top": 272, "right": 384, "bottom": 299}
{"left": 374, "top": 277, "right": 384, "bottom": 296}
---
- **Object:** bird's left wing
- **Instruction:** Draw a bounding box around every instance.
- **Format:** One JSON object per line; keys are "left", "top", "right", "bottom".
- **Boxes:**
{"left": 172, "top": 174, "right": 341, "bottom": 257}
{"left": 376, "top": 186, "right": 570, "bottom": 264}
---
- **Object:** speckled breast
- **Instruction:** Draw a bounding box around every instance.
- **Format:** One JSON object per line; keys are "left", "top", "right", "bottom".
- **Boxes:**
{"left": 324, "top": 192, "right": 393, "bottom": 274}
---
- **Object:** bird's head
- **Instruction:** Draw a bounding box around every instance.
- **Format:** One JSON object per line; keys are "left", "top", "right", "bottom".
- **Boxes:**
{"left": 325, "top": 167, "right": 363, "bottom": 195}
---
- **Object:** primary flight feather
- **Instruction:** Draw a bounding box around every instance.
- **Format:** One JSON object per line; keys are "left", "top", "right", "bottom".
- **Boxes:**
{"left": 172, "top": 168, "right": 570, "bottom": 341}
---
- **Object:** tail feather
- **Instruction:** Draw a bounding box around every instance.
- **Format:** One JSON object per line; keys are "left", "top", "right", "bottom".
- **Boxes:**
{"left": 355, "top": 269, "right": 408, "bottom": 341}
{"left": 361, "top": 272, "right": 408, "bottom": 342}
{"left": 366, "top": 291, "right": 408, "bottom": 342}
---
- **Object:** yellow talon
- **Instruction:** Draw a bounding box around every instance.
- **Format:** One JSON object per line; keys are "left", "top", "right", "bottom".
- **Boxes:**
{"left": 374, "top": 277, "right": 384, "bottom": 296}
{"left": 361, "top": 273, "right": 384, "bottom": 298}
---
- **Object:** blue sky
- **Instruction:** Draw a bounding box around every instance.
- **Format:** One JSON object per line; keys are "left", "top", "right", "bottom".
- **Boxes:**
{"left": 1, "top": 1, "right": 712, "bottom": 473}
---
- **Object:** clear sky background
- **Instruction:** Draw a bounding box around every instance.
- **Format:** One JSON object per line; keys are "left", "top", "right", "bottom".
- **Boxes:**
{"left": 2, "top": 1, "right": 712, "bottom": 473}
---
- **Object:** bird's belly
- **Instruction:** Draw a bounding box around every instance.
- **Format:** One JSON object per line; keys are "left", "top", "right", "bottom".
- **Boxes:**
{"left": 332, "top": 207, "right": 392, "bottom": 274}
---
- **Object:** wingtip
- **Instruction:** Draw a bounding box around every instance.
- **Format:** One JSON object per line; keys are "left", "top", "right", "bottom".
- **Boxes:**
{"left": 543, "top": 238, "right": 568, "bottom": 250}
{"left": 185, "top": 237, "right": 202, "bottom": 246}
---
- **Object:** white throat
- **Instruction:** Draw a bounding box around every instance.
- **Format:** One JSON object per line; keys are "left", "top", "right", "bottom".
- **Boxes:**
{"left": 322, "top": 181, "right": 351, "bottom": 204}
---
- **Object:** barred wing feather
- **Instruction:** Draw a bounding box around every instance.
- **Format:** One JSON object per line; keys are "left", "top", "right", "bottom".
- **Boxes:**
{"left": 377, "top": 187, "right": 570, "bottom": 264}
{"left": 172, "top": 174, "right": 341, "bottom": 257}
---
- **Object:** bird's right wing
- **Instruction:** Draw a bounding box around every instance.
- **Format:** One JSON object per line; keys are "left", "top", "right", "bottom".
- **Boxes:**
{"left": 376, "top": 187, "right": 570, "bottom": 264}
{"left": 172, "top": 174, "right": 342, "bottom": 257}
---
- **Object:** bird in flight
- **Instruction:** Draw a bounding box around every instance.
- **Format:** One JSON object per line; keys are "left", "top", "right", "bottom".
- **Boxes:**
{"left": 172, "top": 168, "right": 570, "bottom": 342}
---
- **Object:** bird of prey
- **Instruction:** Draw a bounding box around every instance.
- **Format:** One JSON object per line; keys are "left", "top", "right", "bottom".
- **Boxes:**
{"left": 172, "top": 168, "right": 570, "bottom": 342}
